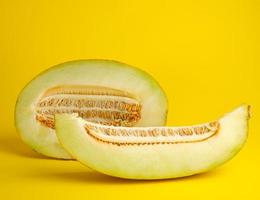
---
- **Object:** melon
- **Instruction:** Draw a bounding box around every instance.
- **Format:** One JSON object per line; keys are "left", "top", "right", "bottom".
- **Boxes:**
{"left": 15, "top": 60, "right": 168, "bottom": 159}
{"left": 55, "top": 105, "right": 250, "bottom": 179}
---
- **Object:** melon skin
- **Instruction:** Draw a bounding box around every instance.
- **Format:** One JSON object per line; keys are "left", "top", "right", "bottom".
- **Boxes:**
{"left": 15, "top": 60, "right": 168, "bottom": 159}
{"left": 55, "top": 105, "right": 249, "bottom": 179}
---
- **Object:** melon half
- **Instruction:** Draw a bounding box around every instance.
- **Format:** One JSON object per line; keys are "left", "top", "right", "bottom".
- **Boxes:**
{"left": 55, "top": 105, "right": 250, "bottom": 179}
{"left": 15, "top": 60, "right": 168, "bottom": 159}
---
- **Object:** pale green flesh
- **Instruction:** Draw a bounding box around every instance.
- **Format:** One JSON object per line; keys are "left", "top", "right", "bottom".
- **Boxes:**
{"left": 55, "top": 105, "right": 249, "bottom": 179}
{"left": 15, "top": 60, "right": 168, "bottom": 159}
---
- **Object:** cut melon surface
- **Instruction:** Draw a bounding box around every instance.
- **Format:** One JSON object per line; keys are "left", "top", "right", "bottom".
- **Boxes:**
{"left": 15, "top": 60, "right": 168, "bottom": 159}
{"left": 55, "top": 105, "right": 250, "bottom": 179}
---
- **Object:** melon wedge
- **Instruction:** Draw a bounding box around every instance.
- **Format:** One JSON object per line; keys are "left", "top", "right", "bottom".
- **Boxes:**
{"left": 15, "top": 60, "right": 168, "bottom": 159}
{"left": 55, "top": 105, "right": 250, "bottom": 179}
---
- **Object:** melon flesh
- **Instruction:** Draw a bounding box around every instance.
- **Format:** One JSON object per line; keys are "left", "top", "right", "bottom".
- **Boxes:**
{"left": 55, "top": 105, "right": 250, "bottom": 179}
{"left": 15, "top": 60, "right": 168, "bottom": 159}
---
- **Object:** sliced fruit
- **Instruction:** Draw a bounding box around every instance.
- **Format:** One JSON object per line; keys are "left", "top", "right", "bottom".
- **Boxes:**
{"left": 55, "top": 105, "right": 250, "bottom": 179}
{"left": 15, "top": 60, "right": 168, "bottom": 159}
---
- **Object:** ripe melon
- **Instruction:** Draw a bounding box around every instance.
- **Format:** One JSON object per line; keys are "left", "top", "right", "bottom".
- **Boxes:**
{"left": 55, "top": 105, "right": 250, "bottom": 179}
{"left": 15, "top": 60, "right": 168, "bottom": 159}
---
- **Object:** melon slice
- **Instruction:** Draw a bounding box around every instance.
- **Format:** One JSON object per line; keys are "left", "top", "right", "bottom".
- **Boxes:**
{"left": 15, "top": 60, "right": 168, "bottom": 159}
{"left": 55, "top": 105, "right": 250, "bottom": 179}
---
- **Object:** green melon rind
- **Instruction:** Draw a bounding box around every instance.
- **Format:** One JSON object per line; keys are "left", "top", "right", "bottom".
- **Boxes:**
{"left": 55, "top": 105, "right": 249, "bottom": 179}
{"left": 15, "top": 60, "right": 168, "bottom": 159}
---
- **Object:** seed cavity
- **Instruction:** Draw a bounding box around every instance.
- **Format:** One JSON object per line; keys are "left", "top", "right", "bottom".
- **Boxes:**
{"left": 84, "top": 121, "right": 220, "bottom": 146}
{"left": 36, "top": 85, "right": 141, "bottom": 128}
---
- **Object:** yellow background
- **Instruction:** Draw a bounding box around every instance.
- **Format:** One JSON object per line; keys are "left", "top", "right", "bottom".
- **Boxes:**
{"left": 0, "top": 0, "right": 259, "bottom": 199}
